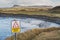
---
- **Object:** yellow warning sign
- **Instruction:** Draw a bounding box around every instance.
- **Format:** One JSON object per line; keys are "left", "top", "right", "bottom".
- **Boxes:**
{"left": 12, "top": 20, "right": 20, "bottom": 33}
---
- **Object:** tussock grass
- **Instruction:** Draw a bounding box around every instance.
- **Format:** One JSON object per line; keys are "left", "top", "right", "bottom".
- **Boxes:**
{"left": 6, "top": 27, "right": 60, "bottom": 40}
{"left": 32, "top": 30, "right": 60, "bottom": 40}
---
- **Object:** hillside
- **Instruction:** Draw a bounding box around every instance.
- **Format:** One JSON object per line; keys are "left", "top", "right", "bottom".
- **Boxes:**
{"left": 6, "top": 27, "right": 60, "bottom": 40}
{"left": 0, "top": 6, "right": 52, "bottom": 12}
{"left": 50, "top": 6, "right": 60, "bottom": 13}
{"left": 0, "top": 6, "right": 60, "bottom": 18}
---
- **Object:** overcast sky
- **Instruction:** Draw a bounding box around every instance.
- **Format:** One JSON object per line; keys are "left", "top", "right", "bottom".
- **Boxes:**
{"left": 0, "top": 0, "right": 60, "bottom": 8}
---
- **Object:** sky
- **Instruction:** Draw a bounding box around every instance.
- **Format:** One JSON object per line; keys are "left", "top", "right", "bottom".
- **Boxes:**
{"left": 0, "top": 0, "right": 60, "bottom": 8}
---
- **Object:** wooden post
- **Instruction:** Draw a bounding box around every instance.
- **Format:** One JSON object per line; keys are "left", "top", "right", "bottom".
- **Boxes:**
{"left": 14, "top": 33, "right": 17, "bottom": 40}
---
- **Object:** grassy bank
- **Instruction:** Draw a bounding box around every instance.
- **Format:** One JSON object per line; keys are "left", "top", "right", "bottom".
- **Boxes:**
{"left": 6, "top": 27, "right": 60, "bottom": 40}
{"left": 0, "top": 7, "right": 60, "bottom": 18}
{"left": 0, "top": 11, "right": 60, "bottom": 18}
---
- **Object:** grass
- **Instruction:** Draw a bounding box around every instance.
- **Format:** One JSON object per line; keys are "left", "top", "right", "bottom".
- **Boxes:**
{"left": 0, "top": 8, "right": 60, "bottom": 18}
{"left": 0, "top": 11, "right": 60, "bottom": 18}
{"left": 32, "top": 30, "right": 60, "bottom": 40}
{"left": 5, "top": 27, "right": 60, "bottom": 40}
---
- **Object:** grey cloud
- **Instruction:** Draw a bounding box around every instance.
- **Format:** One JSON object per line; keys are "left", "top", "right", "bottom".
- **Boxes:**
{"left": 0, "top": 0, "right": 60, "bottom": 7}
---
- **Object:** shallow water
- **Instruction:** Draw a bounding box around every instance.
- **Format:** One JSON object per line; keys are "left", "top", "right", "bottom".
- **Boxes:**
{"left": 0, "top": 17, "right": 60, "bottom": 40}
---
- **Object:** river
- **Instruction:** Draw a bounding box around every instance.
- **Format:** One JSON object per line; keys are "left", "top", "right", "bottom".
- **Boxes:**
{"left": 0, "top": 17, "right": 60, "bottom": 40}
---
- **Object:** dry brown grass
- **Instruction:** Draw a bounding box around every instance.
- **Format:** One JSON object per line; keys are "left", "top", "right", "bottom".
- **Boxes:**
{"left": 32, "top": 30, "right": 60, "bottom": 40}
{"left": 5, "top": 27, "right": 60, "bottom": 40}
{"left": 0, "top": 8, "right": 60, "bottom": 18}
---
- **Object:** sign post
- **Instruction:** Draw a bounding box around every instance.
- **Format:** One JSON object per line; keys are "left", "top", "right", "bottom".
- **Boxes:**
{"left": 12, "top": 19, "right": 20, "bottom": 40}
{"left": 15, "top": 33, "right": 17, "bottom": 40}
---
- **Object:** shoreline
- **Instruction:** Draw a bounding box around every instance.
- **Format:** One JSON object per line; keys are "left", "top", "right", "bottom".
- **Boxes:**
{"left": 0, "top": 13, "right": 60, "bottom": 24}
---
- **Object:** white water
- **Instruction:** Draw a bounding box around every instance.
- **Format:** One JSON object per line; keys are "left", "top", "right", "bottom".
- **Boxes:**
{"left": 0, "top": 17, "right": 60, "bottom": 40}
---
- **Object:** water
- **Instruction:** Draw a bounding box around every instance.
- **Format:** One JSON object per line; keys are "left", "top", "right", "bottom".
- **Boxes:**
{"left": 0, "top": 17, "right": 60, "bottom": 40}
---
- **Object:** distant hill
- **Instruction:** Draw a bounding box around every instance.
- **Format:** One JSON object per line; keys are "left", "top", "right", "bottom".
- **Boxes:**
{"left": 0, "top": 5, "right": 53, "bottom": 12}
{"left": 50, "top": 6, "right": 60, "bottom": 13}
{"left": 13, "top": 5, "right": 21, "bottom": 7}
{"left": 26, "top": 5, "right": 53, "bottom": 8}
{"left": 12, "top": 5, "right": 53, "bottom": 8}
{"left": 9, "top": 5, "right": 53, "bottom": 11}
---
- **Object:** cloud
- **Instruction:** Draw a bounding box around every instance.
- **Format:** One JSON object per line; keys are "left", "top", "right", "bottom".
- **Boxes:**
{"left": 54, "top": 2, "right": 60, "bottom": 6}
{"left": 0, "top": 0, "right": 60, "bottom": 7}
{"left": 0, "top": 0, "right": 13, "bottom": 4}
{"left": 0, "top": 0, "right": 13, "bottom": 7}
{"left": 16, "top": 0, "right": 53, "bottom": 6}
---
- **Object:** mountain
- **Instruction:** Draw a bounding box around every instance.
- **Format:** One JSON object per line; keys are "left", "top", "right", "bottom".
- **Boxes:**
{"left": 12, "top": 5, "right": 53, "bottom": 8}
{"left": 13, "top": 5, "right": 21, "bottom": 7}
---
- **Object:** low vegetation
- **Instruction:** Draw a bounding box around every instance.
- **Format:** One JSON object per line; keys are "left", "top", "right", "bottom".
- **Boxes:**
{"left": 6, "top": 27, "right": 60, "bottom": 40}
{"left": 0, "top": 7, "right": 60, "bottom": 18}
{"left": 49, "top": 6, "right": 60, "bottom": 13}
